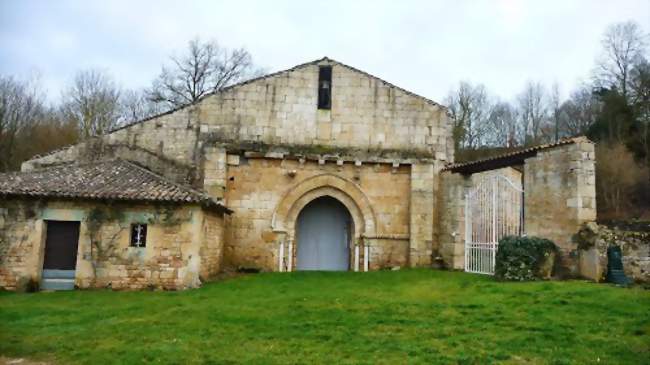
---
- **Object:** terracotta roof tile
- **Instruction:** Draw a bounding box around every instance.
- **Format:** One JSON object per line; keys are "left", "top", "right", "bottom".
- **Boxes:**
{"left": 443, "top": 136, "right": 592, "bottom": 174}
{"left": 0, "top": 159, "right": 231, "bottom": 213}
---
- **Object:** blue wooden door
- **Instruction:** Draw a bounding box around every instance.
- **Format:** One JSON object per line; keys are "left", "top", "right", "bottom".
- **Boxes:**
{"left": 296, "top": 197, "right": 351, "bottom": 271}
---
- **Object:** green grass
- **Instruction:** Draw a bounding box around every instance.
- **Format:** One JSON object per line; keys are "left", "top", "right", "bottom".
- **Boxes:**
{"left": 1, "top": 270, "right": 649, "bottom": 364}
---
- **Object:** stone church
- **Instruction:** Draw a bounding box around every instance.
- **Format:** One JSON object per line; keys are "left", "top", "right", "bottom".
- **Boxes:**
{"left": 0, "top": 58, "right": 596, "bottom": 291}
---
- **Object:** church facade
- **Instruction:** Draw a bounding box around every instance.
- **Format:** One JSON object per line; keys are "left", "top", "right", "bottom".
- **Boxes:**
{"left": 0, "top": 58, "right": 596, "bottom": 290}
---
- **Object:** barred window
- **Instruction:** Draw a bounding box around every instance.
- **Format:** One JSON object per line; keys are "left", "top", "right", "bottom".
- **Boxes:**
{"left": 130, "top": 224, "right": 147, "bottom": 247}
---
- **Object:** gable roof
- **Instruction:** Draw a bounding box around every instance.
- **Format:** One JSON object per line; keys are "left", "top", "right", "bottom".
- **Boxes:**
{"left": 111, "top": 57, "right": 445, "bottom": 134}
{"left": 443, "top": 137, "right": 592, "bottom": 174}
{"left": 0, "top": 159, "right": 231, "bottom": 214}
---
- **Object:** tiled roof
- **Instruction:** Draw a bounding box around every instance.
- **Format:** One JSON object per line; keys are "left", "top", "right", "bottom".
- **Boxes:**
{"left": 0, "top": 159, "right": 231, "bottom": 213}
{"left": 443, "top": 136, "right": 592, "bottom": 174}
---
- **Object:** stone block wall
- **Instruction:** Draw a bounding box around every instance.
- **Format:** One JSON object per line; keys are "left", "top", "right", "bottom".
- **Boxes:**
{"left": 223, "top": 155, "right": 412, "bottom": 271}
{"left": 199, "top": 60, "right": 452, "bottom": 156}
{"left": 199, "top": 209, "right": 226, "bottom": 280}
{"left": 0, "top": 201, "right": 45, "bottom": 290}
{"left": 524, "top": 140, "right": 596, "bottom": 273}
{"left": 576, "top": 222, "right": 650, "bottom": 283}
{"left": 202, "top": 146, "right": 228, "bottom": 198}
{"left": 438, "top": 172, "right": 469, "bottom": 269}
{"left": 0, "top": 199, "right": 225, "bottom": 291}
{"left": 409, "top": 163, "right": 436, "bottom": 267}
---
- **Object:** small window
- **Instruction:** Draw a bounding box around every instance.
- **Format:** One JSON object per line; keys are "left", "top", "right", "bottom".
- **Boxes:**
{"left": 130, "top": 224, "right": 147, "bottom": 247}
{"left": 318, "top": 66, "right": 332, "bottom": 110}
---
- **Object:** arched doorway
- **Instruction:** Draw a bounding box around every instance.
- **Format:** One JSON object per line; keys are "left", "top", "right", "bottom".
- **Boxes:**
{"left": 296, "top": 196, "right": 352, "bottom": 271}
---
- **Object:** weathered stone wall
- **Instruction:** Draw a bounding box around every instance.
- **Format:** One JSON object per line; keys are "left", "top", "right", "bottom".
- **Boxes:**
{"left": 0, "top": 201, "right": 45, "bottom": 290}
{"left": 409, "top": 163, "right": 437, "bottom": 267}
{"left": 199, "top": 209, "right": 225, "bottom": 280}
{"left": 222, "top": 155, "right": 412, "bottom": 271}
{"left": 199, "top": 60, "right": 451, "bottom": 157}
{"left": 0, "top": 198, "right": 224, "bottom": 291}
{"left": 202, "top": 146, "right": 228, "bottom": 198}
{"left": 576, "top": 222, "right": 650, "bottom": 283}
{"left": 438, "top": 171, "right": 469, "bottom": 269}
{"left": 524, "top": 140, "right": 596, "bottom": 274}
{"left": 23, "top": 59, "right": 452, "bottom": 184}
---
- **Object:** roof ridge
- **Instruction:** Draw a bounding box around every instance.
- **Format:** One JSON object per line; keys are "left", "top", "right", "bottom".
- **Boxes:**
{"left": 116, "top": 159, "right": 214, "bottom": 202}
{"left": 28, "top": 142, "right": 83, "bottom": 161}
{"left": 0, "top": 159, "right": 100, "bottom": 177}
{"left": 326, "top": 58, "right": 444, "bottom": 108}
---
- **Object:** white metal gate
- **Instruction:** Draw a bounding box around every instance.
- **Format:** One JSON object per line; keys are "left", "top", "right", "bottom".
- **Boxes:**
{"left": 465, "top": 174, "right": 524, "bottom": 275}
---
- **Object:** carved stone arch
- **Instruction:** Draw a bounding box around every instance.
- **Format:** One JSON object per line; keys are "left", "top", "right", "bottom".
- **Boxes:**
{"left": 272, "top": 174, "right": 377, "bottom": 240}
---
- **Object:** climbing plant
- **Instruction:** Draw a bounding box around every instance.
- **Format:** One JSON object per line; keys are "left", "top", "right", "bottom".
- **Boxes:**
{"left": 85, "top": 206, "right": 127, "bottom": 279}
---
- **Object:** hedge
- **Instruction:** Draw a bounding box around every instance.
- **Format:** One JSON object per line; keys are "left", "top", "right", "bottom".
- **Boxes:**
{"left": 494, "top": 236, "right": 558, "bottom": 281}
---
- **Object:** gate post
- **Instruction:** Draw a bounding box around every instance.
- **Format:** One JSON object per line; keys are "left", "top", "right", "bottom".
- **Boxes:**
{"left": 492, "top": 176, "right": 497, "bottom": 268}
{"left": 464, "top": 192, "right": 470, "bottom": 271}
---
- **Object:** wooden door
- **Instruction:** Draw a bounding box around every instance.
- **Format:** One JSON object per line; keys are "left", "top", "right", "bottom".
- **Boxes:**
{"left": 296, "top": 197, "right": 351, "bottom": 271}
{"left": 43, "top": 221, "right": 80, "bottom": 270}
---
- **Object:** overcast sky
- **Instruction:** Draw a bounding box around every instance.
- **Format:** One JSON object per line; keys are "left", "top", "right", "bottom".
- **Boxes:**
{"left": 1, "top": 0, "right": 648, "bottom": 105}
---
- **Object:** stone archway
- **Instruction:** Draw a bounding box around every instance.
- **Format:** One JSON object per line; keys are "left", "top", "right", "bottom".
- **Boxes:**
{"left": 272, "top": 174, "right": 377, "bottom": 272}
{"left": 272, "top": 174, "right": 377, "bottom": 240}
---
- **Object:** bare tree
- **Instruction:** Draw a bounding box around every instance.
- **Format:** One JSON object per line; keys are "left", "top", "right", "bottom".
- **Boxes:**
{"left": 517, "top": 81, "right": 550, "bottom": 144}
{"left": 0, "top": 75, "right": 46, "bottom": 171}
{"left": 595, "top": 21, "right": 648, "bottom": 101}
{"left": 148, "top": 38, "right": 257, "bottom": 108}
{"left": 486, "top": 101, "right": 518, "bottom": 147}
{"left": 558, "top": 85, "right": 601, "bottom": 137}
{"left": 629, "top": 58, "right": 650, "bottom": 166}
{"left": 550, "top": 82, "right": 561, "bottom": 142}
{"left": 445, "top": 81, "right": 492, "bottom": 150}
{"left": 18, "top": 106, "right": 79, "bottom": 165}
{"left": 60, "top": 69, "right": 122, "bottom": 139}
{"left": 120, "top": 89, "right": 165, "bottom": 124}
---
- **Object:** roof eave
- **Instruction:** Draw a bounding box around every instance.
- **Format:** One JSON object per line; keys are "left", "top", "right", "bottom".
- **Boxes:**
{"left": 443, "top": 137, "right": 592, "bottom": 174}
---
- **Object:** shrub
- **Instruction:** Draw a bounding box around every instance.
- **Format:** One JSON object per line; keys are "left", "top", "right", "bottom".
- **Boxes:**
{"left": 494, "top": 236, "right": 558, "bottom": 281}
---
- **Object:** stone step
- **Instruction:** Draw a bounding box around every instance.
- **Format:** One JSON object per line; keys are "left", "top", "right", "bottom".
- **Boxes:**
{"left": 42, "top": 269, "right": 75, "bottom": 279}
{"left": 41, "top": 278, "right": 75, "bottom": 291}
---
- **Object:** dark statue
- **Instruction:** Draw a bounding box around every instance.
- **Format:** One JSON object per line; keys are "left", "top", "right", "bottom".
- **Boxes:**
{"left": 606, "top": 246, "right": 631, "bottom": 286}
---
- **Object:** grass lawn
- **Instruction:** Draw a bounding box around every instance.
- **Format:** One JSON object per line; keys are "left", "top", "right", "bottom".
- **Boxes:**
{"left": 1, "top": 270, "right": 649, "bottom": 364}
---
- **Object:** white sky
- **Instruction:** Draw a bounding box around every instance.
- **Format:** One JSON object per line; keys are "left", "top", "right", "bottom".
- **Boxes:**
{"left": 1, "top": 0, "right": 648, "bottom": 104}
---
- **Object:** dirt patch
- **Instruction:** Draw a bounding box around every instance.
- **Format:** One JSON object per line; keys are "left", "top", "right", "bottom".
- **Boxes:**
{"left": 0, "top": 357, "right": 51, "bottom": 365}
